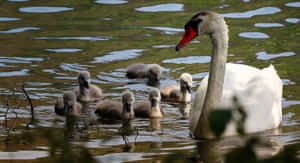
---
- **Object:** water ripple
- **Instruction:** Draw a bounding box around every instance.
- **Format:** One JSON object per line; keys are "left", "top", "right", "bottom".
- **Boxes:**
{"left": 0, "top": 151, "right": 48, "bottom": 160}
{"left": 0, "top": 17, "right": 21, "bottom": 21}
{"left": 285, "top": 2, "right": 300, "bottom": 8}
{"left": 238, "top": 32, "right": 270, "bottom": 39}
{"left": 256, "top": 51, "right": 295, "bottom": 60}
{"left": 285, "top": 18, "right": 300, "bottom": 24}
{"left": 95, "top": 0, "right": 128, "bottom": 5}
{"left": 0, "top": 69, "right": 30, "bottom": 77}
{"left": 144, "top": 27, "right": 184, "bottom": 35}
{"left": 92, "top": 49, "right": 145, "bottom": 63}
{"left": 0, "top": 56, "right": 44, "bottom": 64}
{"left": 45, "top": 48, "right": 83, "bottom": 53}
{"left": 19, "top": 6, "right": 74, "bottom": 13}
{"left": 0, "top": 27, "right": 40, "bottom": 34}
{"left": 36, "top": 36, "right": 110, "bottom": 41}
{"left": 60, "top": 63, "right": 95, "bottom": 72}
{"left": 221, "top": 7, "right": 281, "bottom": 18}
{"left": 254, "top": 23, "right": 284, "bottom": 28}
{"left": 135, "top": 3, "right": 184, "bottom": 12}
{"left": 163, "top": 56, "right": 211, "bottom": 64}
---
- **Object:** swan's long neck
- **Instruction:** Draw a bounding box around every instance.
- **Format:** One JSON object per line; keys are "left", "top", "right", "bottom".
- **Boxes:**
{"left": 194, "top": 24, "right": 228, "bottom": 138}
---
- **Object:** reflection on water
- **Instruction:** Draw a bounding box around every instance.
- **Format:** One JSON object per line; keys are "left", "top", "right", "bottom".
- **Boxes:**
{"left": 0, "top": 27, "right": 40, "bottom": 34}
{"left": 285, "top": 18, "right": 300, "bottom": 24}
{"left": 42, "top": 69, "right": 67, "bottom": 76}
{"left": 8, "top": 0, "right": 29, "bottom": 2}
{"left": 221, "top": 7, "right": 281, "bottom": 18}
{"left": 135, "top": 3, "right": 184, "bottom": 12}
{"left": 0, "top": 150, "right": 48, "bottom": 160}
{"left": 92, "top": 49, "right": 145, "bottom": 63}
{"left": 254, "top": 23, "right": 284, "bottom": 28}
{"left": 95, "top": 152, "right": 153, "bottom": 163}
{"left": 285, "top": 2, "right": 300, "bottom": 7}
{"left": 19, "top": 6, "right": 74, "bottom": 13}
{"left": 0, "top": 69, "right": 30, "bottom": 77}
{"left": 60, "top": 63, "right": 94, "bottom": 72}
{"left": 0, "top": 17, "right": 21, "bottom": 21}
{"left": 281, "top": 79, "right": 296, "bottom": 85}
{"left": 163, "top": 56, "right": 211, "bottom": 64}
{"left": 144, "top": 27, "right": 184, "bottom": 35}
{"left": 0, "top": 56, "right": 44, "bottom": 64}
{"left": 36, "top": 36, "right": 110, "bottom": 41}
{"left": 45, "top": 48, "right": 83, "bottom": 53}
{"left": 94, "top": 0, "right": 128, "bottom": 5}
{"left": 256, "top": 51, "right": 295, "bottom": 60}
{"left": 238, "top": 32, "right": 270, "bottom": 39}
{"left": 0, "top": 0, "right": 299, "bottom": 162}
{"left": 152, "top": 44, "right": 175, "bottom": 48}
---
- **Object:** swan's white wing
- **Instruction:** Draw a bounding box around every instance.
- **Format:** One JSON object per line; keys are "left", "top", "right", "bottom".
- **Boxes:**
{"left": 191, "top": 63, "right": 283, "bottom": 137}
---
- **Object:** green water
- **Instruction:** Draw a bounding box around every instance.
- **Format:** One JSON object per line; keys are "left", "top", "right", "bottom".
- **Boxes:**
{"left": 0, "top": 0, "right": 299, "bottom": 162}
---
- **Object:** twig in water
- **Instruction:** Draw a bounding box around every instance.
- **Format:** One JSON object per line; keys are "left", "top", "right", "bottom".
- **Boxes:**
{"left": 22, "top": 85, "right": 35, "bottom": 128}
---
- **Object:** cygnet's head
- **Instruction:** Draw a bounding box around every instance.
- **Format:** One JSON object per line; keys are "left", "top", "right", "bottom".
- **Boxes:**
{"left": 180, "top": 73, "right": 193, "bottom": 94}
{"left": 146, "top": 64, "right": 161, "bottom": 82}
{"left": 148, "top": 88, "right": 161, "bottom": 107}
{"left": 122, "top": 90, "right": 135, "bottom": 113}
{"left": 78, "top": 71, "right": 91, "bottom": 89}
{"left": 63, "top": 91, "right": 77, "bottom": 113}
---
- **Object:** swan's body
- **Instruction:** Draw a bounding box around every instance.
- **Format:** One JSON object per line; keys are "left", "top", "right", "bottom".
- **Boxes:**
{"left": 126, "top": 63, "right": 161, "bottom": 82}
{"left": 190, "top": 63, "right": 282, "bottom": 137}
{"left": 160, "top": 73, "right": 192, "bottom": 103}
{"left": 94, "top": 90, "right": 135, "bottom": 121}
{"left": 54, "top": 91, "right": 82, "bottom": 117}
{"left": 73, "top": 71, "right": 102, "bottom": 102}
{"left": 176, "top": 11, "right": 282, "bottom": 139}
{"left": 134, "top": 88, "right": 163, "bottom": 118}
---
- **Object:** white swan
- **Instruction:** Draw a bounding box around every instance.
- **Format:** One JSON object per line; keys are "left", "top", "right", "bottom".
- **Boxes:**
{"left": 176, "top": 11, "right": 282, "bottom": 139}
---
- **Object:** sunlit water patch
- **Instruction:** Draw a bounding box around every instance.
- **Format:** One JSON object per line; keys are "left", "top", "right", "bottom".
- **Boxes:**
{"left": 144, "top": 27, "right": 184, "bottom": 35}
{"left": 92, "top": 49, "right": 145, "bottom": 63}
{"left": 285, "top": 18, "right": 300, "bottom": 24}
{"left": 238, "top": 32, "right": 270, "bottom": 39}
{"left": 0, "top": 17, "right": 21, "bottom": 21}
{"left": 256, "top": 51, "right": 296, "bottom": 60}
{"left": 94, "top": 0, "right": 127, "bottom": 5}
{"left": 285, "top": 2, "right": 300, "bottom": 7}
{"left": 19, "top": 6, "right": 74, "bottom": 13}
{"left": 135, "top": 3, "right": 184, "bottom": 12}
{"left": 162, "top": 56, "right": 211, "bottom": 64}
{"left": 221, "top": 7, "right": 281, "bottom": 18}
{"left": 36, "top": 36, "right": 110, "bottom": 41}
{"left": 0, "top": 150, "right": 48, "bottom": 160}
{"left": 0, "top": 27, "right": 40, "bottom": 34}
{"left": 45, "top": 48, "right": 83, "bottom": 53}
{"left": 0, "top": 69, "right": 30, "bottom": 77}
{"left": 60, "top": 63, "right": 95, "bottom": 72}
{"left": 254, "top": 23, "right": 284, "bottom": 28}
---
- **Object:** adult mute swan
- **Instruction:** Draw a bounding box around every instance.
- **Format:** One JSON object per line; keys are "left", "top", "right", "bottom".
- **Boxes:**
{"left": 176, "top": 11, "right": 282, "bottom": 139}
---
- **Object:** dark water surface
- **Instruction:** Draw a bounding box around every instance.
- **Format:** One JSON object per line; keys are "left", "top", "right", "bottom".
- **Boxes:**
{"left": 0, "top": 0, "right": 299, "bottom": 162}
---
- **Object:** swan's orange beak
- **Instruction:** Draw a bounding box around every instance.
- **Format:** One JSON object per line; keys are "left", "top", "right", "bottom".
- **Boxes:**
{"left": 176, "top": 26, "right": 197, "bottom": 51}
